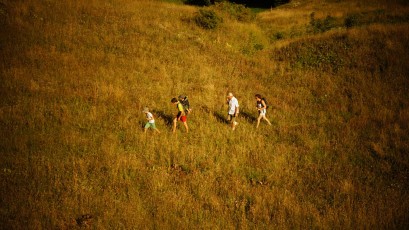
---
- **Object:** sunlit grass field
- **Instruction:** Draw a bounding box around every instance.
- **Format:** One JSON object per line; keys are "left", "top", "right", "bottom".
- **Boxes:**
{"left": 1, "top": 0, "right": 408, "bottom": 228}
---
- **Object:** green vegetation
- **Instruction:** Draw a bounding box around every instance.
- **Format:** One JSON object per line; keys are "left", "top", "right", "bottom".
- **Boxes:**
{"left": 309, "top": 13, "right": 337, "bottom": 33}
{"left": 195, "top": 8, "right": 223, "bottom": 29}
{"left": 0, "top": 0, "right": 408, "bottom": 228}
{"left": 215, "top": 2, "right": 255, "bottom": 22}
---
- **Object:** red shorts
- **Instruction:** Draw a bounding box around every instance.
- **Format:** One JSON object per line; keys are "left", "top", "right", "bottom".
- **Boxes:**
{"left": 179, "top": 116, "right": 187, "bottom": 122}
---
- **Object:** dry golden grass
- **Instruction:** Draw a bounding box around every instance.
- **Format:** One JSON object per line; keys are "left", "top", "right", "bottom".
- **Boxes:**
{"left": 0, "top": 0, "right": 408, "bottom": 228}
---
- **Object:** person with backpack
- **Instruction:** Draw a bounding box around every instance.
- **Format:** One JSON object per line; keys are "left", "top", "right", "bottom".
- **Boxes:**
{"left": 143, "top": 107, "right": 160, "bottom": 133}
{"left": 171, "top": 97, "right": 189, "bottom": 133}
{"left": 226, "top": 92, "right": 239, "bottom": 130}
{"left": 178, "top": 95, "right": 192, "bottom": 115}
{"left": 255, "top": 94, "right": 272, "bottom": 128}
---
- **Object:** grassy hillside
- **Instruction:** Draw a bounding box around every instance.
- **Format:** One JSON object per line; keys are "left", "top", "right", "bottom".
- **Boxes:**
{"left": 1, "top": 0, "right": 408, "bottom": 228}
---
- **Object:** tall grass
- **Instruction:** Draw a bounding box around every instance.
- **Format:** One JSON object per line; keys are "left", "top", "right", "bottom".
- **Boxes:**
{"left": 0, "top": 0, "right": 408, "bottom": 228}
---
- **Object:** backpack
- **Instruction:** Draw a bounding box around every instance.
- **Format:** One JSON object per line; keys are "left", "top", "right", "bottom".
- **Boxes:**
{"left": 180, "top": 96, "right": 190, "bottom": 113}
{"left": 262, "top": 98, "right": 269, "bottom": 109}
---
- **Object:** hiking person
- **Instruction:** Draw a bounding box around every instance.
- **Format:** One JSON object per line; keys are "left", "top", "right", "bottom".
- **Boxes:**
{"left": 226, "top": 92, "right": 239, "bottom": 130}
{"left": 178, "top": 95, "right": 192, "bottom": 115}
{"left": 143, "top": 107, "right": 160, "bottom": 133}
{"left": 171, "top": 98, "right": 189, "bottom": 133}
{"left": 255, "top": 94, "right": 272, "bottom": 128}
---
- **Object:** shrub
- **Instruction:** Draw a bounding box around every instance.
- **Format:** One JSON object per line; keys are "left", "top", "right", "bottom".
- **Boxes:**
{"left": 344, "top": 13, "right": 361, "bottom": 28}
{"left": 310, "top": 12, "right": 337, "bottom": 33}
{"left": 214, "top": 2, "right": 255, "bottom": 22}
{"left": 194, "top": 9, "right": 223, "bottom": 29}
{"left": 241, "top": 31, "right": 266, "bottom": 55}
{"left": 233, "top": 0, "right": 290, "bottom": 8}
{"left": 186, "top": 0, "right": 290, "bottom": 8}
{"left": 185, "top": 0, "right": 212, "bottom": 6}
{"left": 273, "top": 31, "right": 284, "bottom": 40}
{"left": 253, "top": 43, "right": 264, "bottom": 51}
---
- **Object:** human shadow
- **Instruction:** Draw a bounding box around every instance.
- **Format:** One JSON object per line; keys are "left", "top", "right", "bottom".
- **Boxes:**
{"left": 139, "top": 120, "right": 146, "bottom": 129}
{"left": 213, "top": 111, "right": 229, "bottom": 124}
{"left": 239, "top": 109, "right": 257, "bottom": 123}
{"left": 197, "top": 105, "right": 211, "bottom": 114}
{"left": 197, "top": 105, "right": 228, "bottom": 124}
{"left": 152, "top": 110, "right": 174, "bottom": 127}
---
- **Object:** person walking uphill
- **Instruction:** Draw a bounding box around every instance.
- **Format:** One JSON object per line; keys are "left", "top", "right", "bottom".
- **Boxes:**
{"left": 255, "top": 94, "right": 272, "bottom": 128}
{"left": 226, "top": 92, "right": 239, "bottom": 130}
{"left": 171, "top": 98, "right": 189, "bottom": 133}
{"left": 178, "top": 95, "right": 192, "bottom": 115}
{"left": 143, "top": 107, "right": 160, "bottom": 133}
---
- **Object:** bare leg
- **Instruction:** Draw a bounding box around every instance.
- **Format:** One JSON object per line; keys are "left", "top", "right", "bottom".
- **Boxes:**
{"left": 173, "top": 118, "right": 177, "bottom": 133}
{"left": 183, "top": 122, "right": 189, "bottom": 133}
{"left": 263, "top": 116, "right": 272, "bottom": 126}
{"left": 232, "top": 120, "right": 238, "bottom": 130}
{"left": 154, "top": 128, "right": 161, "bottom": 134}
{"left": 256, "top": 114, "right": 262, "bottom": 128}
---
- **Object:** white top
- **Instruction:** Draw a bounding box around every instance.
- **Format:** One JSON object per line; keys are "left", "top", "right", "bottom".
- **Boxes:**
{"left": 257, "top": 101, "right": 266, "bottom": 115}
{"left": 228, "top": 97, "right": 239, "bottom": 115}
{"left": 146, "top": 112, "right": 155, "bottom": 123}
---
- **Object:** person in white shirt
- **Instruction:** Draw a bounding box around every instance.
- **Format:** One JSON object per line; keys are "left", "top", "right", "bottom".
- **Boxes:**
{"left": 226, "top": 92, "right": 239, "bottom": 130}
{"left": 143, "top": 107, "right": 160, "bottom": 133}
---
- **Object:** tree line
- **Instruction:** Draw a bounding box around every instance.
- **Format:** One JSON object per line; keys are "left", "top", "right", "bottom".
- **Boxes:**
{"left": 185, "top": 0, "right": 291, "bottom": 8}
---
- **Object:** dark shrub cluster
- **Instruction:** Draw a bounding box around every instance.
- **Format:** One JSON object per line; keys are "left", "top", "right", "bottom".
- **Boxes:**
{"left": 185, "top": 0, "right": 212, "bottom": 6}
{"left": 186, "top": 0, "right": 290, "bottom": 8}
{"left": 194, "top": 9, "right": 223, "bottom": 29}
{"left": 310, "top": 12, "right": 337, "bottom": 33}
{"left": 214, "top": 2, "right": 255, "bottom": 22}
{"left": 233, "top": 0, "right": 291, "bottom": 8}
{"left": 344, "top": 13, "right": 361, "bottom": 28}
{"left": 185, "top": 0, "right": 223, "bottom": 7}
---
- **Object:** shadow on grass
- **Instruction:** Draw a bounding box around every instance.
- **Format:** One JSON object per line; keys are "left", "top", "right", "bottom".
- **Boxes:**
{"left": 240, "top": 109, "right": 257, "bottom": 123}
{"left": 198, "top": 105, "right": 229, "bottom": 125}
{"left": 213, "top": 111, "right": 229, "bottom": 124}
{"left": 198, "top": 105, "right": 211, "bottom": 114}
{"left": 139, "top": 120, "right": 146, "bottom": 129}
{"left": 152, "top": 110, "right": 174, "bottom": 127}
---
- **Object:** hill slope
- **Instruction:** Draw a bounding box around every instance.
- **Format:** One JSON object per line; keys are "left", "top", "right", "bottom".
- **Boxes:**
{"left": 0, "top": 0, "right": 408, "bottom": 228}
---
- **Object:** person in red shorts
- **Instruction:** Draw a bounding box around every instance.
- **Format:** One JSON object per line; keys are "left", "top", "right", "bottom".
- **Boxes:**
{"left": 171, "top": 98, "right": 189, "bottom": 133}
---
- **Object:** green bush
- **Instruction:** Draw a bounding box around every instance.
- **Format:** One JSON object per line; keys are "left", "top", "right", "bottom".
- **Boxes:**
{"left": 232, "top": 0, "right": 290, "bottom": 8}
{"left": 194, "top": 9, "right": 223, "bottom": 29}
{"left": 310, "top": 12, "right": 337, "bottom": 33}
{"left": 241, "top": 32, "right": 265, "bottom": 55}
{"left": 273, "top": 31, "right": 284, "bottom": 40}
{"left": 344, "top": 13, "right": 361, "bottom": 28}
{"left": 214, "top": 2, "right": 255, "bottom": 22}
{"left": 253, "top": 43, "right": 264, "bottom": 51}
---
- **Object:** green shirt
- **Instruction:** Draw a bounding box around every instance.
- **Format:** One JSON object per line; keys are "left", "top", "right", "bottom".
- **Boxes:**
{"left": 177, "top": 103, "right": 184, "bottom": 112}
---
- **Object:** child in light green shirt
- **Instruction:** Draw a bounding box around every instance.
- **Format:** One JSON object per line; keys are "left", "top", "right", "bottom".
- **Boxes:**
{"left": 143, "top": 107, "right": 160, "bottom": 133}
